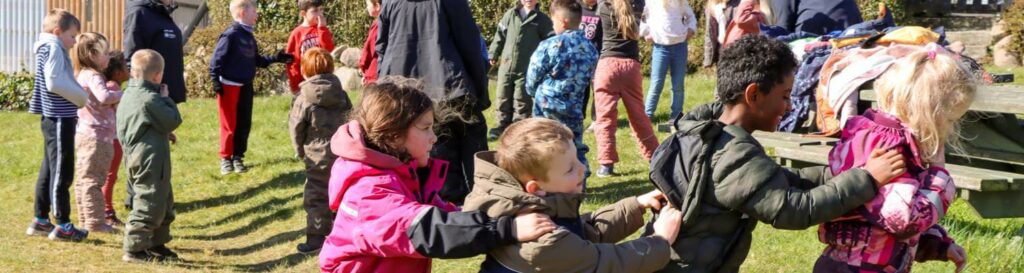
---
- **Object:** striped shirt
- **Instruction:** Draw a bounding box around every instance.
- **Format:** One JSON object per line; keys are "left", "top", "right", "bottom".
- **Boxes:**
{"left": 28, "top": 34, "right": 85, "bottom": 118}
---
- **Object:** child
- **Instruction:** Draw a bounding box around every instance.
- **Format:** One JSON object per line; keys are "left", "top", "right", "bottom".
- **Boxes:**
{"left": 463, "top": 118, "right": 684, "bottom": 272}
{"left": 71, "top": 32, "right": 122, "bottom": 234}
{"left": 722, "top": 0, "right": 765, "bottom": 47}
{"left": 579, "top": 0, "right": 602, "bottom": 128}
{"left": 358, "top": 0, "right": 381, "bottom": 85}
{"left": 814, "top": 47, "right": 973, "bottom": 273}
{"left": 702, "top": 0, "right": 739, "bottom": 68}
{"left": 289, "top": 47, "right": 352, "bottom": 254}
{"left": 648, "top": 35, "right": 905, "bottom": 272}
{"left": 26, "top": 9, "right": 89, "bottom": 242}
{"left": 102, "top": 51, "right": 130, "bottom": 227}
{"left": 210, "top": 0, "right": 295, "bottom": 175}
{"left": 319, "top": 77, "right": 557, "bottom": 273}
{"left": 593, "top": 0, "right": 657, "bottom": 177}
{"left": 286, "top": 0, "right": 335, "bottom": 94}
{"left": 641, "top": 0, "right": 697, "bottom": 121}
{"left": 487, "top": 0, "right": 555, "bottom": 140}
{"left": 525, "top": 0, "right": 598, "bottom": 177}
{"left": 117, "top": 49, "right": 183, "bottom": 262}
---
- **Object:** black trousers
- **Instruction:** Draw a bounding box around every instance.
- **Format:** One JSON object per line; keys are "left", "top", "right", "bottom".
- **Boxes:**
{"left": 435, "top": 97, "right": 488, "bottom": 205}
{"left": 34, "top": 116, "right": 77, "bottom": 224}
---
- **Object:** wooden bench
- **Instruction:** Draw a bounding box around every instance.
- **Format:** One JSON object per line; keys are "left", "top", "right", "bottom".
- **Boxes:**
{"left": 860, "top": 85, "right": 1024, "bottom": 115}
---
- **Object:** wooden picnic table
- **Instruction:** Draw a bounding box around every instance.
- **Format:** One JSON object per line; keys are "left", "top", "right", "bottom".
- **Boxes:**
{"left": 860, "top": 85, "right": 1024, "bottom": 115}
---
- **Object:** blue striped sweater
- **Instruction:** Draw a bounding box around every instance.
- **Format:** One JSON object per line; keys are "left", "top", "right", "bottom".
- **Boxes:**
{"left": 28, "top": 33, "right": 87, "bottom": 118}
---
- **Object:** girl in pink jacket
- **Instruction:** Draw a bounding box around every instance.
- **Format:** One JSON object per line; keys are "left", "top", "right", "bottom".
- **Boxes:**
{"left": 815, "top": 47, "right": 974, "bottom": 273}
{"left": 319, "top": 77, "right": 555, "bottom": 273}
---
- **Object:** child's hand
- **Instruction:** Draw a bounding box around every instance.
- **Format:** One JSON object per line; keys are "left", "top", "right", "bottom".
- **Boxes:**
{"left": 947, "top": 243, "right": 966, "bottom": 273}
{"left": 489, "top": 59, "right": 497, "bottom": 66}
{"left": 168, "top": 132, "right": 178, "bottom": 144}
{"left": 864, "top": 149, "right": 905, "bottom": 187}
{"left": 316, "top": 15, "right": 326, "bottom": 28}
{"left": 637, "top": 190, "right": 666, "bottom": 210}
{"left": 160, "top": 84, "right": 169, "bottom": 97}
{"left": 652, "top": 206, "right": 682, "bottom": 245}
{"left": 512, "top": 212, "right": 556, "bottom": 242}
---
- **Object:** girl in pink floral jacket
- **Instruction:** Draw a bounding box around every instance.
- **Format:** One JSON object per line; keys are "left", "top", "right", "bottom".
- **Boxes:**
{"left": 815, "top": 46, "right": 975, "bottom": 273}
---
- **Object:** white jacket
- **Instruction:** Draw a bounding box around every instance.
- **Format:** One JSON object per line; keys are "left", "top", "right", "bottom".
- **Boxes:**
{"left": 640, "top": 0, "right": 698, "bottom": 46}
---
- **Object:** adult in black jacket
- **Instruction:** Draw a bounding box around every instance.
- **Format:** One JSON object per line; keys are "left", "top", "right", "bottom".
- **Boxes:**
{"left": 375, "top": 0, "right": 489, "bottom": 205}
{"left": 770, "top": 0, "right": 863, "bottom": 35}
{"left": 123, "top": 0, "right": 187, "bottom": 104}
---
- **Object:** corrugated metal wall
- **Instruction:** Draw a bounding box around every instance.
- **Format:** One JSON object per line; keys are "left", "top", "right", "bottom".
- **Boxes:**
{"left": 0, "top": 0, "right": 46, "bottom": 72}
{"left": 48, "top": 0, "right": 126, "bottom": 50}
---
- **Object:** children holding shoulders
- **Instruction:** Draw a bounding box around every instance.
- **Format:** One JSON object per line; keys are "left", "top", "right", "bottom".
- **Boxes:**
{"left": 488, "top": 0, "right": 555, "bottom": 140}
{"left": 71, "top": 32, "right": 123, "bottom": 234}
{"left": 463, "top": 117, "right": 683, "bottom": 272}
{"left": 210, "top": 0, "right": 295, "bottom": 175}
{"left": 286, "top": 0, "right": 335, "bottom": 94}
{"left": 650, "top": 34, "right": 906, "bottom": 273}
{"left": 359, "top": 0, "right": 381, "bottom": 85}
{"left": 814, "top": 45, "right": 972, "bottom": 273}
{"left": 289, "top": 47, "right": 352, "bottom": 254}
{"left": 118, "top": 49, "right": 183, "bottom": 263}
{"left": 525, "top": 0, "right": 599, "bottom": 177}
{"left": 27, "top": 9, "right": 90, "bottom": 242}
{"left": 319, "top": 76, "right": 556, "bottom": 273}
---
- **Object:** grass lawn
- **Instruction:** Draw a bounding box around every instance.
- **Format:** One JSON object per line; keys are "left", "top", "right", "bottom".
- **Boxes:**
{"left": 1, "top": 74, "right": 1022, "bottom": 272}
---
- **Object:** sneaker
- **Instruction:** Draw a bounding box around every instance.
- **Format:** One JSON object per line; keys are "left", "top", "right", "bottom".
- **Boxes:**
{"left": 86, "top": 224, "right": 120, "bottom": 234}
{"left": 220, "top": 159, "right": 234, "bottom": 175}
{"left": 48, "top": 224, "right": 89, "bottom": 242}
{"left": 26, "top": 219, "right": 55, "bottom": 236}
{"left": 296, "top": 234, "right": 325, "bottom": 254}
{"left": 123, "top": 251, "right": 164, "bottom": 263}
{"left": 106, "top": 213, "right": 125, "bottom": 227}
{"left": 487, "top": 128, "right": 503, "bottom": 141}
{"left": 596, "top": 165, "right": 615, "bottom": 178}
{"left": 232, "top": 156, "right": 248, "bottom": 173}
{"left": 148, "top": 244, "right": 180, "bottom": 261}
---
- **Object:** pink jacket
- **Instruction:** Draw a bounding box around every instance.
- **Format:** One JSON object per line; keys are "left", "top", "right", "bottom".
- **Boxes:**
{"left": 319, "top": 121, "right": 457, "bottom": 273}
{"left": 817, "top": 109, "right": 956, "bottom": 272}
{"left": 722, "top": 0, "right": 764, "bottom": 47}
{"left": 75, "top": 69, "right": 123, "bottom": 142}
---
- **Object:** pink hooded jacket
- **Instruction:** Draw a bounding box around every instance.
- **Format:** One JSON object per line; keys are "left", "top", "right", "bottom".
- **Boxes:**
{"left": 319, "top": 121, "right": 457, "bottom": 273}
{"left": 817, "top": 109, "right": 956, "bottom": 272}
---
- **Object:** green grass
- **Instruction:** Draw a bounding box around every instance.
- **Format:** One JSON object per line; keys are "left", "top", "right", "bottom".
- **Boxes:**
{"left": 1, "top": 74, "right": 1022, "bottom": 272}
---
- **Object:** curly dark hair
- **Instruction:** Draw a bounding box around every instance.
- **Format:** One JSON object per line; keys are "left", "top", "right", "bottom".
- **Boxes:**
{"left": 716, "top": 35, "right": 797, "bottom": 104}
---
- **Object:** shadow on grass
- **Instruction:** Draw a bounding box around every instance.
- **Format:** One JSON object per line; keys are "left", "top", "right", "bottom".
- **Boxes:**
{"left": 214, "top": 229, "right": 305, "bottom": 256}
{"left": 585, "top": 177, "right": 655, "bottom": 204}
{"left": 233, "top": 252, "right": 314, "bottom": 272}
{"left": 253, "top": 156, "right": 301, "bottom": 169}
{"left": 180, "top": 191, "right": 302, "bottom": 229}
{"left": 176, "top": 171, "right": 303, "bottom": 214}
{"left": 181, "top": 204, "right": 299, "bottom": 241}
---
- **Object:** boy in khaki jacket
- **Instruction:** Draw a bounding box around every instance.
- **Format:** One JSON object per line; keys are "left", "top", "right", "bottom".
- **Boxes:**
{"left": 463, "top": 118, "right": 683, "bottom": 273}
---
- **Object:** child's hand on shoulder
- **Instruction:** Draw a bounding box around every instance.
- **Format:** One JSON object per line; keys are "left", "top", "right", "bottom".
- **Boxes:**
{"left": 864, "top": 148, "right": 906, "bottom": 187}
{"left": 637, "top": 190, "right": 667, "bottom": 210}
{"left": 652, "top": 205, "right": 682, "bottom": 245}
{"left": 160, "top": 84, "right": 169, "bottom": 98}
{"left": 512, "top": 211, "right": 556, "bottom": 242}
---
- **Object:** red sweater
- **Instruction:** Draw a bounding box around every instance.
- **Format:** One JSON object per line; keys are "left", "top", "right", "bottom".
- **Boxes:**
{"left": 286, "top": 25, "right": 335, "bottom": 94}
{"left": 359, "top": 20, "right": 380, "bottom": 85}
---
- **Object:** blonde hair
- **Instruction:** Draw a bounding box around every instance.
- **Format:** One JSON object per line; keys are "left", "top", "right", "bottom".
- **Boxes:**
{"left": 611, "top": 0, "right": 639, "bottom": 40}
{"left": 301, "top": 47, "right": 334, "bottom": 77}
{"left": 130, "top": 49, "right": 165, "bottom": 81}
{"left": 230, "top": 0, "right": 256, "bottom": 19}
{"left": 43, "top": 9, "right": 80, "bottom": 32}
{"left": 873, "top": 48, "right": 977, "bottom": 163}
{"left": 496, "top": 118, "right": 574, "bottom": 182}
{"left": 71, "top": 32, "right": 110, "bottom": 74}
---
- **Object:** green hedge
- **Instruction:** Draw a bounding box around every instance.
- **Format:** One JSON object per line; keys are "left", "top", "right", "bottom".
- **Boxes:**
{"left": 0, "top": 70, "right": 34, "bottom": 111}
{"left": 1004, "top": 1, "right": 1024, "bottom": 59}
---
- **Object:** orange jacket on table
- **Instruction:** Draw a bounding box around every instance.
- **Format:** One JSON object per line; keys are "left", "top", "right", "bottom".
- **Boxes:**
{"left": 286, "top": 25, "right": 335, "bottom": 94}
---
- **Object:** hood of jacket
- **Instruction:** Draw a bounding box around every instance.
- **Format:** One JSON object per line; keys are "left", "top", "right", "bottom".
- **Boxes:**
{"left": 330, "top": 120, "right": 404, "bottom": 170}
{"left": 299, "top": 73, "right": 347, "bottom": 108}
{"left": 463, "top": 151, "right": 583, "bottom": 219}
{"left": 129, "top": 0, "right": 177, "bottom": 15}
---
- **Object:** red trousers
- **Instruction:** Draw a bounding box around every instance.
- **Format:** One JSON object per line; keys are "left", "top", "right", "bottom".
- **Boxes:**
{"left": 102, "top": 139, "right": 122, "bottom": 214}
{"left": 217, "top": 84, "right": 255, "bottom": 159}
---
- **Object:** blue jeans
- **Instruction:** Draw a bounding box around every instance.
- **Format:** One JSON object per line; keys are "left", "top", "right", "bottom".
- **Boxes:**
{"left": 644, "top": 42, "right": 688, "bottom": 120}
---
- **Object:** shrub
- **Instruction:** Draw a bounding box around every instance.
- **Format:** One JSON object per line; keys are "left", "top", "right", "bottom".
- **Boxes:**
{"left": 1004, "top": 1, "right": 1024, "bottom": 59}
{"left": 0, "top": 70, "right": 34, "bottom": 111}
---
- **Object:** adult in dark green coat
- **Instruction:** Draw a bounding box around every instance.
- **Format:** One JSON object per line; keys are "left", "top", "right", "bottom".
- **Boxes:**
{"left": 488, "top": 0, "right": 555, "bottom": 139}
{"left": 646, "top": 35, "right": 907, "bottom": 273}
{"left": 117, "top": 50, "right": 184, "bottom": 262}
